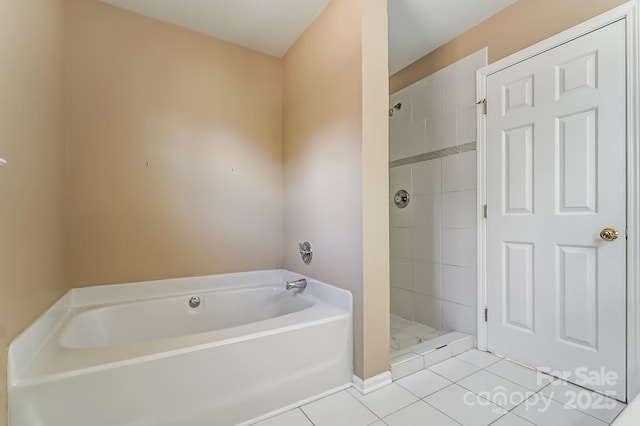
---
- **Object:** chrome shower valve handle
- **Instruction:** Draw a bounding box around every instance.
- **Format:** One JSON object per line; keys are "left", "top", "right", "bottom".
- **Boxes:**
{"left": 298, "top": 241, "right": 313, "bottom": 264}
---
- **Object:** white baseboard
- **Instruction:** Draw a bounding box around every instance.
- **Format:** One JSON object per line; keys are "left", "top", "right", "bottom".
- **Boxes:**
{"left": 352, "top": 371, "right": 392, "bottom": 395}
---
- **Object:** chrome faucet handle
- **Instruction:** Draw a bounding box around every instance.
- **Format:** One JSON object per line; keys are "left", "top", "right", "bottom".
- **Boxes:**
{"left": 298, "top": 241, "right": 313, "bottom": 264}
{"left": 299, "top": 243, "right": 311, "bottom": 256}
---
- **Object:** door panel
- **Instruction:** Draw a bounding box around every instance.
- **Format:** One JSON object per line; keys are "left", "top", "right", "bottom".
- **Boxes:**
{"left": 503, "top": 241, "right": 534, "bottom": 331}
{"left": 504, "top": 125, "right": 534, "bottom": 214}
{"left": 486, "top": 20, "right": 626, "bottom": 400}
{"left": 557, "top": 109, "right": 598, "bottom": 213}
{"left": 556, "top": 244, "right": 598, "bottom": 349}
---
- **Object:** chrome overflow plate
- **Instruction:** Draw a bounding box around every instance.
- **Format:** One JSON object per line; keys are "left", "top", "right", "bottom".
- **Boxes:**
{"left": 188, "top": 296, "right": 201, "bottom": 308}
{"left": 394, "top": 189, "right": 410, "bottom": 209}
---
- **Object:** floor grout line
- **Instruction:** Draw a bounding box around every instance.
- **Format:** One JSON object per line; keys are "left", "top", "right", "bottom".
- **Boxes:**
{"left": 255, "top": 348, "right": 626, "bottom": 426}
{"left": 536, "top": 386, "right": 622, "bottom": 425}
{"left": 299, "top": 407, "right": 315, "bottom": 425}
{"left": 420, "top": 396, "right": 466, "bottom": 426}
{"left": 343, "top": 387, "right": 386, "bottom": 422}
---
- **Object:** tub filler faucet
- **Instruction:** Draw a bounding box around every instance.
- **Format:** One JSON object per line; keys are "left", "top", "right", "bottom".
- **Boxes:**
{"left": 286, "top": 278, "right": 307, "bottom": 290}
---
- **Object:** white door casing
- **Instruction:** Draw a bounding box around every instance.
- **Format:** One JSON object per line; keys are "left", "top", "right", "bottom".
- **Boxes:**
{"left": 484, "top": 20, "right": 626, "bottom": 399}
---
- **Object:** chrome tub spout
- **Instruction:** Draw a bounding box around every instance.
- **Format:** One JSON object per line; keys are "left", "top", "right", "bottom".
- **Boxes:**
{"left": 286, "top": 278, "right": 307, "bottom": 290}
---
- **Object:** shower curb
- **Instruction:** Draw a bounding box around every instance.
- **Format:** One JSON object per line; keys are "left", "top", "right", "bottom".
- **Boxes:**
{"left": 390, "top": 332, "right": 474, "bottom": 380}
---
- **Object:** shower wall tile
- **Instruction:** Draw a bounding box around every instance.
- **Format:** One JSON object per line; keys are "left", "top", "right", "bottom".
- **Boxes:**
{"left": 390, "top": 164, "right": 412, "bottom": 196}
{"left": 413, "top": 227, "right": 441, "bottom": 263}
{"left": 390, "top": 202, "right": 412, "bottom": 228}
{"left": 441, "top": 229, "right": 477, "bottom": 268}
{"left": 442, "top": 151, "right": 477, "bottom": 192}
{"left": 391, "top": 257, "right": 413, "bottom": 291}
{"left": 413, "top": 76, "right": 442, "bottom": 120}
{"left": 390, "top": 227, "right": 413, "bottom": 259}
{"left": 457, "top": 106, "right": 477, "bottom": 145}
{"left": 390, "top": 85, "right": 426, "bottom": 162}
{"left": 389, "top": 48, "right": 486, "bottom": 165}
{"left": 391, "top": 286, "right": 414, "bottom": 321}
{"left": 442, "top": 191, "right": 477, "bottom": 229}
{"left": 389, "top": 49, "right": 486, "bottom": 337}
{"left": 390, "top": 87, "right": 411, "bottom": 121}
{"left": 412, "top": 159, "right": 441, "bottom": 195}
{"left": 412, "top": 194, "right": 441, "bottom": 228}
{"left": 413, "top": 261, "right": 441, "bottom": 298}
{"left": 389, "top": 88, "right": 411, "bottom": 142}
{"left": 455, "top": 49, "right": 487, "bottom": 109}
{"left": 390, "top": 120, "right": 426, "bottom": 162}
{"left": 442, "top": 301, "right": 476, "bottom": 337}
{"left": 426, "top": 112, "right": 457, "bottom": 152}
{"left": 441, "top": 265, "right": 477, "bottom": 307}
{"left": 389, "top": 49, "right": 486, "bottom": 163}
{"left": 414, "top": 294, "right": 443, "bottom": 330}
{"left": 439, "top": 63, "right": 458, "bottom": 114}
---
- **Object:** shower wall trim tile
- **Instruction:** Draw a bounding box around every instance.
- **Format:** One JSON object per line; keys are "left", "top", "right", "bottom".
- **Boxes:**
{"left": 389, "top": 142, "right": 476, "bottom": 168}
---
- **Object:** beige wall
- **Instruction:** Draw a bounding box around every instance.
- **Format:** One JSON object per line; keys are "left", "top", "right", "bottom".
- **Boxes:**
{"left": 0, "top": 0, "right": 68, "bottom": 424}
{"left": 283, "top": 0, "right": 390, "bottom": 380}
{"left": 66, "top": 0, "right": 283, "bottom": 287}
{"left": 283, "top": 0, "right": 365, "bottom": 377}
{"left": 390, "top": 0, "right": 629, "bottom": 94}
{"left": 361, "top": 0, "right": 391, "bottom": 379}
{"left": 1, "top": 3, "right": 390, "bottom": 423}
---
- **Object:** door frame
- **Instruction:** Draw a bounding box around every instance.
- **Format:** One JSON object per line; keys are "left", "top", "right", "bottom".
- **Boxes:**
{"left": 476, "top": 0, "right": 640, "bottom": 400}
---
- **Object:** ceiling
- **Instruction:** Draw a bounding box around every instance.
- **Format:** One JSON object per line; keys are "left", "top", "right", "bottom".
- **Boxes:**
{"left": 388, "top": 0, "right": 518, "bottom": 74}
{"left": 101, "top": 0, "right": 518, "bottom": 73}
{"left": 101, "top": 0, "right": 330, "bottom": 58}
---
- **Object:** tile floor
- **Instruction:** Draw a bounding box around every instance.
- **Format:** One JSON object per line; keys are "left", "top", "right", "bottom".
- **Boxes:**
{"left": 252, "top": 349, "right": 626, "bottom": 426}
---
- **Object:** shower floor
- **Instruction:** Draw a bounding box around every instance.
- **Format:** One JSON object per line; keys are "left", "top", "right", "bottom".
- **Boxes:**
{"left": 390, "top": 314, "right": 448, "bottom": 357}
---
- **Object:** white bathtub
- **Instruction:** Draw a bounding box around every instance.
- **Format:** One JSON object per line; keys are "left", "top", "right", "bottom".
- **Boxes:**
{"left": 8, "top": 270, "right": 353, "bottom": 426}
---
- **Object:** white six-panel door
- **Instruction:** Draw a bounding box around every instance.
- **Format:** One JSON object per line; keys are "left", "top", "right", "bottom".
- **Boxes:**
{"left": 486, "top": 20, "right": 627, "bottom": 399}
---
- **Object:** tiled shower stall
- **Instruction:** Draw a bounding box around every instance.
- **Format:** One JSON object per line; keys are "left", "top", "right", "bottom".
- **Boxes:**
{"left": 389, "top": 49, "right": 487, "bottom": 352}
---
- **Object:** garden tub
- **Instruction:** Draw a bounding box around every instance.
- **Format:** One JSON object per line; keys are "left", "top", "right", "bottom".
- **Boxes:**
{"left": 8, "top": 270, "right": 353, "bottom": 426}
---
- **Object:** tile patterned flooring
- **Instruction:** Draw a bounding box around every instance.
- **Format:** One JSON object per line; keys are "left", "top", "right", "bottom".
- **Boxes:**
{"left": 252, "top": 349, "right": 626, "bottom": 426}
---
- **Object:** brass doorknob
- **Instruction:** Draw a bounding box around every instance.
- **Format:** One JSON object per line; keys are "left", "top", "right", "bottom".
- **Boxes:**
{"left": 600, "top": 228, "right": 619, "bottom": 241}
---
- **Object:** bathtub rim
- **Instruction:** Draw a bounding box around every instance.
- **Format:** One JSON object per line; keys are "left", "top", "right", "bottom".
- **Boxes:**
{"left": 8, "top": 269, "right": 352, "bottom": 388}
{"left": 18, "top": 306, "right": 350, "bottom": 387}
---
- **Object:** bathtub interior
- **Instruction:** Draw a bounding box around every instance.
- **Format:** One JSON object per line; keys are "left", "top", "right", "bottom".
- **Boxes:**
{"left": 8, "top": 269, "right": 353, "bottom": 426}
{"left": 58, "top": 285, "right": 315, "bottom": 349}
